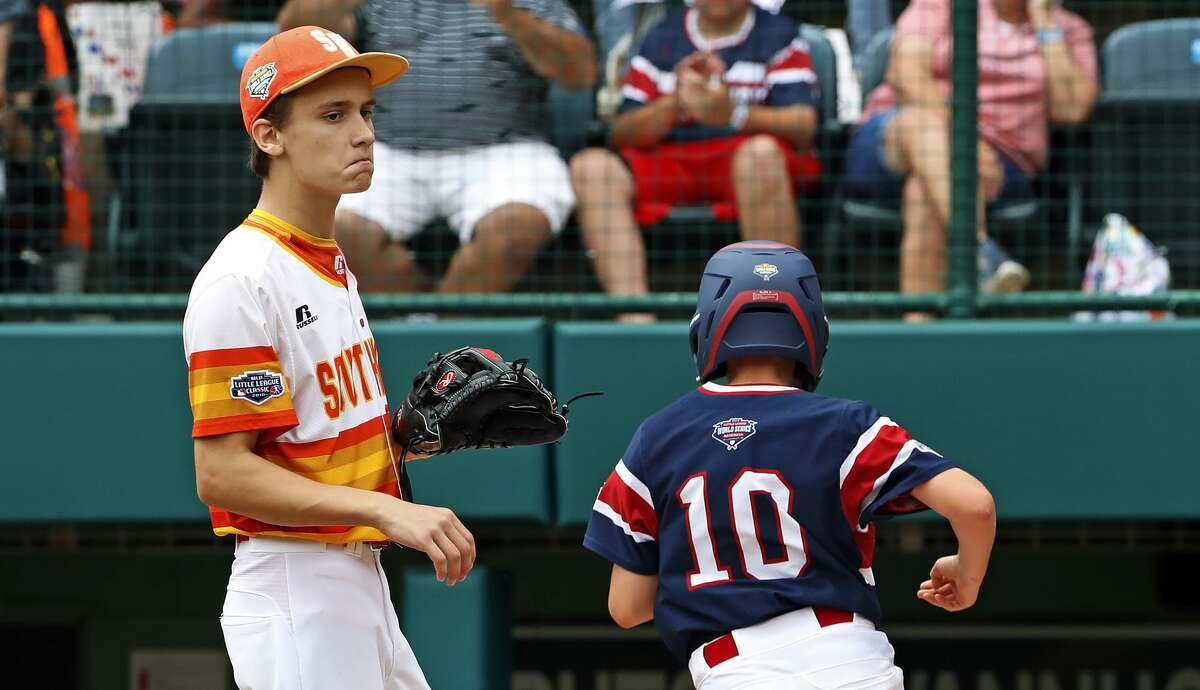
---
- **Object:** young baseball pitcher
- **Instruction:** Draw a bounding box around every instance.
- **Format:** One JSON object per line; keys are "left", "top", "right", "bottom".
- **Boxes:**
{"left": 184, "top": 27, "right": 474, "bottom": 690}
{"left": 583, "top": 242, "right": 997, "bottom": 689}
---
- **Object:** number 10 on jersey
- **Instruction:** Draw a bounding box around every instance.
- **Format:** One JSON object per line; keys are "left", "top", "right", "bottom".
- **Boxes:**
{"left": 678, "top": 469, "right": 810, "bottom": 589}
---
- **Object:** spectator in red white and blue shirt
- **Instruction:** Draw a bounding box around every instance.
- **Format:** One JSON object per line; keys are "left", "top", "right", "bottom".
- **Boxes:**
{"left": 569, "top": 0, "right": 821, "bottom": 322}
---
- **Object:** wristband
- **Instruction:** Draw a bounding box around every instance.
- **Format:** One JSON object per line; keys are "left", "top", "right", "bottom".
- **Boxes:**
{"left": 728, "top": 102, "right": 749, "bottom": 131}
{"left": 1037, "top": 27, "right": 1065, "bottom": 45}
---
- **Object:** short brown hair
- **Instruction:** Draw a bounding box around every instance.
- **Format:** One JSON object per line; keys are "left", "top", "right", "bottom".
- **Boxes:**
{"left": 248, "top": 94, "right": 294, "bottom": 179}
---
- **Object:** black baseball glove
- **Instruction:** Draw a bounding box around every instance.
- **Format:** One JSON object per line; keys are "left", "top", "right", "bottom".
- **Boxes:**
{"left": 391, "top": 346, "right": 598, "bottom": 458}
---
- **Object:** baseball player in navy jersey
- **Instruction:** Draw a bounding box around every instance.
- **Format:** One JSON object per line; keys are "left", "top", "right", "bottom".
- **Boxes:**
{"left": 583, "top": 241, "right": 997, "bottom": 689}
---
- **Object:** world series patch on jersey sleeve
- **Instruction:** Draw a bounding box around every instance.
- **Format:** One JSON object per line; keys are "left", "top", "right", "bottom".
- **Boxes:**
{"left": 583, "top": 382, "right": 955, "bottom": 660}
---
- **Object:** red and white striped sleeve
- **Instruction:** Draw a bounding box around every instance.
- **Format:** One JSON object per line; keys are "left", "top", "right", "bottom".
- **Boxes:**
{"left": 764, "top": 36, "right": 820, "bottom": 107}
{"left": 621, "top": 55, "right": 670, "bottom": 107}
{"left": 584, "top": 448, "right": 660, "bottom": 574}
{"left": 838, "top": 407, "right": 955, "bottom": 532}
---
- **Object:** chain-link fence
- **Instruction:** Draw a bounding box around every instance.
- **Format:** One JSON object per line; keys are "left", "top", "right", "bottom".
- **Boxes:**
{"left": 1, "top": 0, "right": 1198, "bottom": 319}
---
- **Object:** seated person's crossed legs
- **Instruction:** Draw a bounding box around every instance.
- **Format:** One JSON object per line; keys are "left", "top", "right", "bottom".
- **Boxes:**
{"left": 845, "top": 104, "right": 1032, "bottom": 318}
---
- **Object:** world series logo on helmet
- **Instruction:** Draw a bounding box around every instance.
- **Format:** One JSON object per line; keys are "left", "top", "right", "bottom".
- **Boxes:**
{"left": 712, "top": 417, "right": 758, "bottom": 450}
{"left": 753, "top": 263, "right": 779, "bottom": 281}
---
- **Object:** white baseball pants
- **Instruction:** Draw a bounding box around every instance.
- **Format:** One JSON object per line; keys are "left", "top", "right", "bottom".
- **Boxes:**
{"left": 220, "top": 535, "right": 431, "bottom": 690}
{"left": 688, "top": 607, "right": 905, "bottom": 690}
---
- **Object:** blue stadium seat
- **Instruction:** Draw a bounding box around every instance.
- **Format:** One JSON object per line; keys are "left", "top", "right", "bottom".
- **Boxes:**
{"left": 1092, "top": 18, "right": 1200, "bottom": 286}
{"left": 1102, "top": 18, "right": 1200, "bottom": 97}
{"left": 545, "top": 84, "right": 596, "bottom": 161}
{"left": 112, "top": 24, "right": 275, "bottom": 290}
{"left": 141, "top": 23, "right": 276, "bottom": 102}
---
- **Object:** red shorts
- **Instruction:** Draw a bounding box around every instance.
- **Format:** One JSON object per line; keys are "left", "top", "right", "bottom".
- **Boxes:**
{"left": 621, "top": 135, "right": 821, "bottom": 227}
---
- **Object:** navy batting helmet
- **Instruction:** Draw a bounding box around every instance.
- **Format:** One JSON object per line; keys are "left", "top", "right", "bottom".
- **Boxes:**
{"left": 689, "top": 241, "right": 829, "bottom": 390}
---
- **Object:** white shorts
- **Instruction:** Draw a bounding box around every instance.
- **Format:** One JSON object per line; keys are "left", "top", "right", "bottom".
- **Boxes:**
{"left": 337, "top": 140, "right": 576, "bottom": 244}
{"left": 687, "top": 607, "right": 904, "bottom": 690}
{"left": 220, "top": 536, "right": 431, "bottom": 690}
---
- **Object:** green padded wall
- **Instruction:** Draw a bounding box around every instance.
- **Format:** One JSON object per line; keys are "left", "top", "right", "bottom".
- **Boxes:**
{"left": 0, "top": 323, "right": 200, "bottom": 521}
{"left": 0, "top": 319, "right": 550, "bottom": 523}
{"left": 553, "top": 320, "right": 1200, "bottom": 524}
{"left": 4, "top": 319, "right": 1199, "bottom": 525}
{"left": 402, "top": 566, "right": 512, "bottom": 690}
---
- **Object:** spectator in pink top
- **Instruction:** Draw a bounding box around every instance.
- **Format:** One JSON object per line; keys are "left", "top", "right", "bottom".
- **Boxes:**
{"left": 845, "top": 0, "right": 1098, "bottom": 318}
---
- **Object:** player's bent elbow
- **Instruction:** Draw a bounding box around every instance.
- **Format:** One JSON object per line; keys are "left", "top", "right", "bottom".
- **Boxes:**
{"left": 608, "top": 596, "right": 650, "bottom": 629}
{"left": 959, "top": 487, "right": 996, "bottom": 525}
{"left": 608, "top": 603, "right": 646, "bottom": 629}
{"left": 193, "top": 444, "right": 234, "bottom": 507}
{"left": 194, "top": 460, "right": 225, "bottom": 506}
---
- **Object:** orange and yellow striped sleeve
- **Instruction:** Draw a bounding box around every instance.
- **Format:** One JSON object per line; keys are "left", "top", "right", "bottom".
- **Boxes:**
{"left": 188, "top": 345, "right": 298, "bottom": 437}
{"left": 184, "top": 273, "right": 298, "bottom": 439}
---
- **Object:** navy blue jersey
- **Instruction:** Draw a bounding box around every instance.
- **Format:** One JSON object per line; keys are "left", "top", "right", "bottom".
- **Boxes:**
{"left": 583, "top": 382, "right": 954, "bottom": 661}
{"left": 620, "top": 7, "right": 820, "bottom": 144}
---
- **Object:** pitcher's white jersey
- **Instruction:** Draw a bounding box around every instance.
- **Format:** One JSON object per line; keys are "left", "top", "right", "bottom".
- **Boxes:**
{"left": 184, "top": 209, "right": 399, "bottom": 543}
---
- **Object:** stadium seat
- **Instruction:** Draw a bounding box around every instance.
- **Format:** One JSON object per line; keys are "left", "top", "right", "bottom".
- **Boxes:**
{"left": 546, "top": 84, "right": 596, "bottom": 162}
{"left": 139, "top": 23, "right": 276, "bottom": 101}
{"left": 833, "top": 27, "right": 1042, "bottom": 291}
{"left": 1091, "top": 18, "right": 1200, "bottom": 287}
{"left": 1102, "top": 18, "right": 1200, "bottom": 96}
{"left": 112, "top": 23, "right": 276, "bottom": 291}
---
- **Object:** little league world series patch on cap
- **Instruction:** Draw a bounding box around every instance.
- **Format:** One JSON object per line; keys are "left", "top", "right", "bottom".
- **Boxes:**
{"left": 239, "top": 25, "right": 409, "bottom": 134}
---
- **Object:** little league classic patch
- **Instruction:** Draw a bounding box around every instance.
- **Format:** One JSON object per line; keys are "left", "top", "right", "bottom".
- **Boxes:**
{"left": 230, "top": 370, "right": 286, "bottom": 405}
{"left": 712, "top": 417, "right": 757, "bottom": 450}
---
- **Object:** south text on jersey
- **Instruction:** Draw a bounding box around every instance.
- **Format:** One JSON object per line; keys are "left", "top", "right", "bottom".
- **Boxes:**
{"left": 315, "top": 337, "right": 385, "bottom": 420}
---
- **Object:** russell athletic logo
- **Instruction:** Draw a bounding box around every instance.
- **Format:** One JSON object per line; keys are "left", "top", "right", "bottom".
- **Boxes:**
{"left": 712, "top": 417, "right": 758, "bottom": 450}
{"left": 295, "top": 306, "right": 319, "bottom": 331}
{"left": 295, "top": 304, "right": 319, "bottom": 330}
{"left": 230, "top": 370, "right": 285, "bottom": 405}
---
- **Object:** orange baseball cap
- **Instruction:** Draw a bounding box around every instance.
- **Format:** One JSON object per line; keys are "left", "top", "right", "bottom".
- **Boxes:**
{"left": 239, "top": 25, "right": 409, "bottom": 134}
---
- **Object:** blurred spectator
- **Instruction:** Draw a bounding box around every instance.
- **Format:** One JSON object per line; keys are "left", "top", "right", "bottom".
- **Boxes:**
{"left": 0, "top": 1, "right": 17, "bottom": 94}
{"left": 2, "top": 0, "right": 90, "bottom": 292}
{"left": 278, "top": 0, "right": 596, "bottom": 294}
{"left": 592, "top": 0, "right": 890, "bottom": 119}
{"left": 845, "top": 0, "right": 1098, "bottom": 317}
{"left": 847, "top": 0, "right": 889, "bottom": 70}
{"left": 66, "top": 2, "right": 170, "bottom": 290}
{"left": 176, "top": 0, "right": 283, "bottom": 26}
{"left": 570, "top": 0, "right": 820, "bottom": 322}
{"left": 593, "top": 0, "right": 637, "bottom": 63}
{"left": 67, "top": 3, "right": 168, "bottom": 131}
